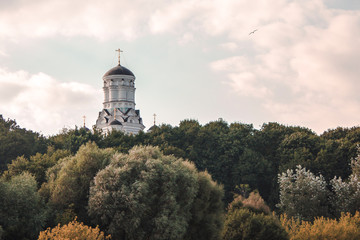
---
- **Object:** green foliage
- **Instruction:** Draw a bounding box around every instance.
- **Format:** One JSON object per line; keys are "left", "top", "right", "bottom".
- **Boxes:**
{"left": 278, "top": 131, "right": 321, "bottom": 173}
{"left": 88, "top": 146, "right": 224, "bottom": 240}
{"left": 319, "top": 127, "right": 360, "bottom": 179}
{"left": 0, "top": 172, "right": 46, "bottom": 240}
{"left": 330, "top": 147, "right": 360, "bottom": 217}
{"left": 277, "top": 166, "right": 329, "bottom": 221}
{"left": 0, "top": 225, "right": 3, "bottom": 240}
{"left": 331, "top": 175, "right": 360, "bottom": 217}
{"left": 99, "top": 129, "right": 145, "bottom": 153}
{"left": 281, "top": 212, "right": 360, "bottom": 240}
{"left": 2, "top": 115, "right": 360, "bottom": 238}
{"left": 49, "top": 126, "right": 102, "bottom": 154}
{"left": 0, "top": 115, "right": 48, "bottom": 171}
{"left": 43, "top": 142, "right": 114, "bottom": 223}
{"left": 222, "top": 208, "right": 288, "bottom": 240}
{"left": 38, "top": 218, "right": 110, "bottom": 240}
{"left": 3, "top": 146, "right": 71, "bottom": 186}
{"left": 183, "top": 171, "right": 224, "bottom": 240}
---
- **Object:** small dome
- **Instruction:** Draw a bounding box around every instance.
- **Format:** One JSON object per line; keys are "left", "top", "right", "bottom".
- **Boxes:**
{"left": 109, "top": 119, "right": 122, "bottom": 125}
{"left": 103, "top": 65, "right": 135, "bottom": 77}
{"left": 147, "top": 125, "right": 159, "bottom": 132}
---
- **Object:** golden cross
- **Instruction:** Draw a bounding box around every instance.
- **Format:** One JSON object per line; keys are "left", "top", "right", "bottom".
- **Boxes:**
{"left": 82, "top": 115, "right": 86, "bottom": 127}
{"left": 153, "top": 113, "right": 157, "bottom": 125}
{"left": 115, "top": 48, "right": 123, "bottom": 65}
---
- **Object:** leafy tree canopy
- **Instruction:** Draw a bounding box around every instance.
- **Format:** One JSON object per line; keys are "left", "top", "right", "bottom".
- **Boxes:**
{"left": 0, "top": 172, "right": 46, "bottom": 240}
{"left": 0, "top": 115, "right": 47, "bottom": 171}
{"left": 88, "top": 146, "right": 224, "bottom": 240}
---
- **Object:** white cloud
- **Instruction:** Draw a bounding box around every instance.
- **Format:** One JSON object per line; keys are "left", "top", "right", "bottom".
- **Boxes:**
{"left": 1, "top": 0, "right": 360, "bottom": 134}
{"left": 0, "top": 68, "right": 102, "bottom": 135}
{"left": 178, "top": 32, "right": 194, "bottom": 45}
{"left": 0, "top": 0, "right": 161, "bottom": 40}
{"left": 220, "top": 42, "right": 238, "bottom": 51}
{"left": 210, "top": 1, "right": 360, "bottom": 133}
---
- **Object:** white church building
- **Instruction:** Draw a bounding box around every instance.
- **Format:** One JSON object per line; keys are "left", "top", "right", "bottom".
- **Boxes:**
{"left": 95, "top": 50, "right": 145, "bottom": 134}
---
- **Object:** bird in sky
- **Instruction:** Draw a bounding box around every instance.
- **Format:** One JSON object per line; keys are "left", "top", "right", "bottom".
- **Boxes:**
{"left": 249, "top": 29, "right": 258, "bottom": 35}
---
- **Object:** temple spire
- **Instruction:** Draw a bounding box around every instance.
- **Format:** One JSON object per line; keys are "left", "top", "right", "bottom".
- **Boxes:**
{"left": 115, "top": 48, "right": 123, "bottom": 65}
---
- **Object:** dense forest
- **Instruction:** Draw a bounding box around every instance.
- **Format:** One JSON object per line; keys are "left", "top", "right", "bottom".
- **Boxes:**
{"left": 1, "top": 114, "right": 360, "bottom": 240}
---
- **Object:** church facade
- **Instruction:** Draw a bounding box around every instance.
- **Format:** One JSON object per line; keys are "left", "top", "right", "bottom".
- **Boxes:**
{"left": 95, "top": 59, "right": 145, "bottom": 134}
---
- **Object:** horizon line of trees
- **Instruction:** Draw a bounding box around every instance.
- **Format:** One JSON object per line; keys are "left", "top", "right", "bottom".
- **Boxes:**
{"left": 1, "top": 114, "right": 360, "bottom": 239}
{"left": 1, "top": 114, "right": 360, "bottom": 206}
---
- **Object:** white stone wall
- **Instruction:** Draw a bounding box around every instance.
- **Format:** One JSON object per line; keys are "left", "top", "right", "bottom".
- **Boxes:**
{"left": 97, "top": 72, "right": 144, "bottom": 135}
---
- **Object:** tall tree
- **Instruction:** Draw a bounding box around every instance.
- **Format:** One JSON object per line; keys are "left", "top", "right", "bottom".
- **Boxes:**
{"left": 0, "top": 172, "right": 46, "bottom": 240}
{"left": 43, "top": 142, "right": 114, "bottom": 224}
{"left": 88, "top": 146, "right": 224, "bottom": 240}
{"left": 277, "top": 165, "right": 329, "bottom": 221}
{"left": 3, "top": 146, "right": 71, "bottom": 186}
{"left": 331, "top": 148, "right": 360, "bottom": 217}
{"left": 0, "top": 115, "right": 47, "bottom": 171}
{"left": 49, "top": 127, "right": 102, "bottom": 154}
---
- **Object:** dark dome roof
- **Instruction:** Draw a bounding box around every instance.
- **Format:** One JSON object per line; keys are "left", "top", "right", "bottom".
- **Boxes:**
{"left": 147, "top": 125, "right": 159, "bottom": 132}
{"left": 103, "top": 65, "right": 135, "bottom": 77}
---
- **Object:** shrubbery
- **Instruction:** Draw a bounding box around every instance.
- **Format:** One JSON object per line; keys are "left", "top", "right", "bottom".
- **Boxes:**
{"left": 222, "top": 191, "right": 288, "bottom": 240}
{"left": 281, "top": 212, "right": 360, "bottom": 240}
{"left": 38, "top": 218, "right": 110, "bottom": 240}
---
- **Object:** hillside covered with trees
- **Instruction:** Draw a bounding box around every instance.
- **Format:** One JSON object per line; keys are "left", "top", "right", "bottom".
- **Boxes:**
{"left": 1, "top": 114, "right": 360, "bottom": 240}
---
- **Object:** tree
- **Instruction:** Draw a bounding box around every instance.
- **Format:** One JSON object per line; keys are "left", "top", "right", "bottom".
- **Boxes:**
{"left": 0, "top": 172, "right": 46, "bottom": 240}
{"left": 277, "top": 165, "right": 329, "bottom": 221}
{"left": 183, "top": 171, "right": 224, "bottom": 240}
{"left": 230, "top": 191, "right": 271, "bottom": 215}
{"left": 222, "top": 192, "right": 288, "bottom": 240}
{"left": 49, "top": 126, "right": 102, "bottom": 154}
{"left": 278, "top": 131, "right": 321, "bottom": 173}
{"left": 253, "top": 122, "right": 310, "bottom": 207}
{"left": 280, "top": 212, "right": 360, "bottom": 240}
{"left": 88, "top": 146, "right": 224, "bottom": 240}
{"left": 0, "top": 115, "right": 48, "bottom": 171}
{"left": 43, "top": 142, "right": 114, "bottom": 224}
{"left": 330, "top": 148, "right": 360, "bottom": 217}
{"left": 38, "top": 218, "right": 110, "bottom": 240}
{"left": 232, "top": 149, "right": 273, "bottom": 203}
{"left": 3, "top": 146, "right": 71, "bottom": 186}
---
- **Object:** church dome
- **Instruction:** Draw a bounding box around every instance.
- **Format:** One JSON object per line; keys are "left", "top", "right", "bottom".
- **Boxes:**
{"left": 103, "top": 65, "right": 135, "bottom": 77}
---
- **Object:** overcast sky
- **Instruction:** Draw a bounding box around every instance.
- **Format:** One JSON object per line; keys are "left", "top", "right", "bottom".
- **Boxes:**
{"left": 0, "top": 0, "right": 360, "bottom": 136}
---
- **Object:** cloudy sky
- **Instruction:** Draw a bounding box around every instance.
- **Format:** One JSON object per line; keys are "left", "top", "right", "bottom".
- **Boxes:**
{"left": 0, "top": 0, "right": 360, "bottom": 136}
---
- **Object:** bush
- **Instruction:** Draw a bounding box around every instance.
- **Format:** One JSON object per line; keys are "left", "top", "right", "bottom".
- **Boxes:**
{"left": 230, "top": 191, "right": 271, "bottom": 215}
{"left": 223, "top": 191, "right": 288, "bottom": 240}
{"left": 280, "top": 211, "right": 360, "bottom": 240}
{"left": 222, "top": 208, "right": 288, "bottom": 240}
{"left": 38, "top": 218, "right": 110, "bottom": 240}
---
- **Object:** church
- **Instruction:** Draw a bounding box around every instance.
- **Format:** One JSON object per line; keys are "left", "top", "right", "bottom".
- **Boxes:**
{"left": 95, "top": 50, "right": 145, "bottom": 134}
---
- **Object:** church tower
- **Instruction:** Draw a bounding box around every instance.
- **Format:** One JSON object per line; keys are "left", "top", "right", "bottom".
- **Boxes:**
{"left": 95, "top": 49, "right": 145, "bottom": 134}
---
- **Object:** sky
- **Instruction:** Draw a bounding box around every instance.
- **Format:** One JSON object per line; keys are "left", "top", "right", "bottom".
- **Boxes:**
{"left": 0, "top": 0, "right": 360, "bottom": 136}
